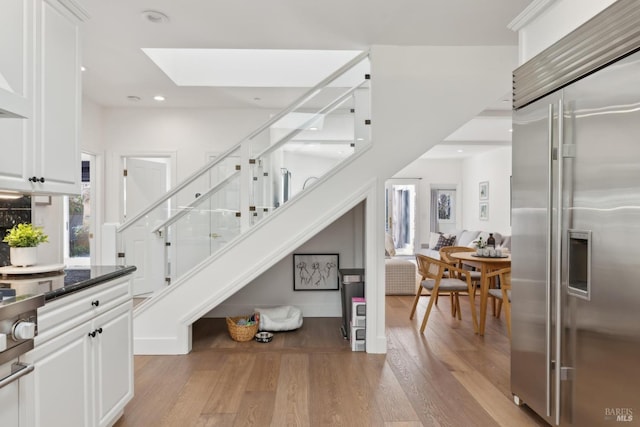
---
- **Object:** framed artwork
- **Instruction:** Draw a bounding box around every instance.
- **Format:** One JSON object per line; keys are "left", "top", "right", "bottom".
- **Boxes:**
{"left": 479, "top": 181, "right": 489, "bottom": 200}
{"left": 479, "top": 202, "right": 489, "bottom": 221}
{"left": 293, "top": 253, "right": 339, "bottom": 291}
{"left": 437, "top": 190, "right": 455, "bottom": 223}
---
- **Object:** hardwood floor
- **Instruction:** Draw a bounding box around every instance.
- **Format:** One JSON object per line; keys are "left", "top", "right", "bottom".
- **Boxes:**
{"left": 115, "top": 295, "right": 547, "bottom": 426}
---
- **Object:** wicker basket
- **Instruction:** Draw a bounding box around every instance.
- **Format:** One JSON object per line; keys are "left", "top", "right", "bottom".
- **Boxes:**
{"left": 226, "top": 315, "right": 259, "bottom": 342}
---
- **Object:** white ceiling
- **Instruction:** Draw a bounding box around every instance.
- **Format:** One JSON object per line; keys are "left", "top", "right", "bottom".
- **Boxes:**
{"left": 141, "top": 48, "right": 366, "bottom": 88}
{"left": 77, "top": 0, "right": 530, "bottom": 156}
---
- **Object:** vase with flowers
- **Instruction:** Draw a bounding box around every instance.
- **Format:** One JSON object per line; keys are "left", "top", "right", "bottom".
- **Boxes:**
{"left": 474, "top": 237, "right": 487, "bottom": 256}
{"left": 3, "top": 223, "right": 49, "bottom": 267}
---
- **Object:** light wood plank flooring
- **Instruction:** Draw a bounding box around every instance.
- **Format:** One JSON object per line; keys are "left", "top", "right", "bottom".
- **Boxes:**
{"left": 115, "top": 295, "right": 547, "bottom": 426}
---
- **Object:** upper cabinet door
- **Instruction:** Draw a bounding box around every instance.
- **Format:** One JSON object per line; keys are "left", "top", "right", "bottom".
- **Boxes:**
{"left": 0, "top": 0, "right": 33, "bottom": 193}
{"left": 0, "top": 0, "right": 33, "bottom": 118}
{"left": 0, "top": 0, "right": 84, "bottom": 195}
{"left": 33, "top": 0, "right": 81, "bottom": 194}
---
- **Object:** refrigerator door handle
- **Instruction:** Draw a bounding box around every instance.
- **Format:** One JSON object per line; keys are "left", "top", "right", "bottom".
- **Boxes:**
{"left": 546, "top": 103, "right": 554, "bottom": 419}
{"left": 554, "top": 99, "right": 564, "bottom": 426}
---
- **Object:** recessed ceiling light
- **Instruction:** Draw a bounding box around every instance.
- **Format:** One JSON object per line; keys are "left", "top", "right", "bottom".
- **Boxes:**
{"left": 153, "top": 95, "right": 166, "bottom": 102}
{"left": 127, "top": 95, "right": 141, "bottom": 102}
{"left": 81, "top": 66, "right": 87, "bottom": 72}
{"left": 309, "top": 127, "right": 318, "bottom": 131}
{"left": 457, "top": 149, "right": 464, "bottom": 153}
{"left": 509, "top": 128, "right": 513, "bottom": 132}
{"left": 141, "top": 10, "right": 170, "bottom": 24}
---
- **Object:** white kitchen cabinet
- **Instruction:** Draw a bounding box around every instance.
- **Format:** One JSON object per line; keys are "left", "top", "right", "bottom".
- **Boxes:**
{"left": 19, "top": 319, "right": 93, "bottom": 427}
{"left": 20, "top": 277, "right": 133, "bottom": 427}
{"left": 93, "top": 302, "right": 133, "bottom": 427}
{"left": 0, "top": 0, "right": 86, "bottom": 195}
{"left": 0, "top": 0, "right": 33, "bottom": 190}
{"left": 32, "top": 0, "right": 83, "bottom": 194}
{"left": 0, "top": 0, "right": 32, "bottom": 119}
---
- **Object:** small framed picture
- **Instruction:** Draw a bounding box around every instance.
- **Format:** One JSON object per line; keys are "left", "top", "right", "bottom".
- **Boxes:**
{"left": 293, "top": 253, "right": 339, "bottom": 291}
{"left": 479, "top": 202, "right": 489, "bottom": 221}
{"left": 479, "top": 181, "right": 489, "bottom": 200}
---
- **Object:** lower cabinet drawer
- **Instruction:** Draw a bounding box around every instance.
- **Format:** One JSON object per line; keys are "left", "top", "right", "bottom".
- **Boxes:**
{"left": 36, "top": 277, "right": 132, "bottom": 344}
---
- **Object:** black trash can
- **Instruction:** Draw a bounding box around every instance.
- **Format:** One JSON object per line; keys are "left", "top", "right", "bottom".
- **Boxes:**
{"left": 338, "top": 268, "right": 364, "bottom": 339}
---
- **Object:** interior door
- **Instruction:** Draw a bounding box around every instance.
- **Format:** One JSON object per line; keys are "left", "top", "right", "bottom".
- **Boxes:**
{"left": 123, "top": 158, "right": 167, "bottom": 296}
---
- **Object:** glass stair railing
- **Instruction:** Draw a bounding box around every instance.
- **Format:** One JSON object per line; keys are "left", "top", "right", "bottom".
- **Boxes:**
{"left": 116, "top": 51, "right": 370, "bottom": 297}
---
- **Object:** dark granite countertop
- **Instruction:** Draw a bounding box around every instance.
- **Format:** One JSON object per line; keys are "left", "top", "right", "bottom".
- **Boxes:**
{"left": 0, "top": 265, "right": 136, "bottom": 304}
{"left": 45, "top": 265, "right": 137, "bottom": 302}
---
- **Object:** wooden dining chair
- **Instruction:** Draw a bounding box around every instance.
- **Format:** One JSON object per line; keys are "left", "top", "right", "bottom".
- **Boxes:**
{"left": 438, "top": 246, "right": 481, "bottom": 289}
{"left": 410, "top": 254, "right": 478, "bottom": 334}
{"left": 486, "top": 267, "right": 512, "bottom": 338}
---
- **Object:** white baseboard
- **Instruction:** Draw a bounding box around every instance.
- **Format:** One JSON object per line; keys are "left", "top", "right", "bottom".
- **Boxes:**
{"left": 366, "top": 335, "right": 387, "bottom": 354}
{"left": 133, "top": 336, "right": 189, "bottom": 355}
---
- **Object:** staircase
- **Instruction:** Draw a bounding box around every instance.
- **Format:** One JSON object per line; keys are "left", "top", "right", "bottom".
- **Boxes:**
{"left": 125, "top": 45, "right": 517, "bottom": 355}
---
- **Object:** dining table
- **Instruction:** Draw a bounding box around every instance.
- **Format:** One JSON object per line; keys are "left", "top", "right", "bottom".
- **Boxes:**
{"left": 450, "top": 251, "right": 511, "bottom": 336}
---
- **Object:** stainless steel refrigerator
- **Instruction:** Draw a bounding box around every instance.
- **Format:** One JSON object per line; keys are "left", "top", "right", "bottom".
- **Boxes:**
{"left": 511, "top": 2, "right": 640, "bottom": 425}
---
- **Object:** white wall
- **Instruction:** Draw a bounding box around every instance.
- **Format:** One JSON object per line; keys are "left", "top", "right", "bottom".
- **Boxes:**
{"left": 284, "top": 151, "right": 344, "bottom": 196}
{"left": 81, "top": 97, "right": 104, "bottom": 153}
{"left": 461, "top": 146, "right": 512, "bottom": 235}
{"left": 205, "top": 202, "right": 364, "bottom": 318}
{"left": 392, "top": 158, "right": 463, "bottom": 245}
{"left": 512, "top": 0, "right": 616, "bottom": 64}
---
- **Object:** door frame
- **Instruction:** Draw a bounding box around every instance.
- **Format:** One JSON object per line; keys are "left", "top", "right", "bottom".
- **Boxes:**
{"left": 117, "top": 151, "right": 177, "bottom": 224}
{"left": 117, "top": 151, "right": 176, "bottom": 294}
{"left": 385, "top": 178, "right": 421, "bottom": 255}
{"left": 63, "top": 151, "right": 102, "bottom": 266}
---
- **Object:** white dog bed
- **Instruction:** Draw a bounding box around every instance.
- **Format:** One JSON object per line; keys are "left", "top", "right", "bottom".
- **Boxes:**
{"left": 255, "top": 305, "right": 303, "bottom": 331}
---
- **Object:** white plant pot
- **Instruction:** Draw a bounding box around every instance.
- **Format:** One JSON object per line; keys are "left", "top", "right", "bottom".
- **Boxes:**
{"left": 10, "top": 247, "right": 38, "bottom": 267}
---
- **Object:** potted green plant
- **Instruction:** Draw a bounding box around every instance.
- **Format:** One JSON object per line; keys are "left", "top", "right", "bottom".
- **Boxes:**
{"left": 3, "top": 223, "right": 49, "bottom": 267}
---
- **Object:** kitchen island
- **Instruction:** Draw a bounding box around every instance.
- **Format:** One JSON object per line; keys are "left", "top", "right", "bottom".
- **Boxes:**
{"left": 9, "top": 265, "right": 137, "bottom": 427}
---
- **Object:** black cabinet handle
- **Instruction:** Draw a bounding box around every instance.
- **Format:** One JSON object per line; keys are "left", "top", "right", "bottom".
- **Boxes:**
{"left": 88, "top": 328, "right": 103, "bottom": 338}
{"left": 28, "top": 177, "right": 45, "bottom": 183}
{"left": 91, "top": 300, "right": 100, "bottom": 307}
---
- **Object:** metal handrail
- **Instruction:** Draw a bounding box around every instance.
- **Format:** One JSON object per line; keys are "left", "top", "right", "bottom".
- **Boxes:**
{"left": 246, "top": 50, "right": 370, "bottom": 141}
{"left": 116, "top": 50, "right": 369, "bottom": 234}
{"left": 255, "top": 79, "right": 368, "bottom": 159}
{"left": 116, "top": 144, "right": 240, "bottom": 233}
{"left": 150, "top": 171, "right": 240, "bottom": 234}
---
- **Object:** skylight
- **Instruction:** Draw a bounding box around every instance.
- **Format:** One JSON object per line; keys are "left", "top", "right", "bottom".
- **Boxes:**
{"left": 142, "top": 49, "right": 365, "bottom": 87}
